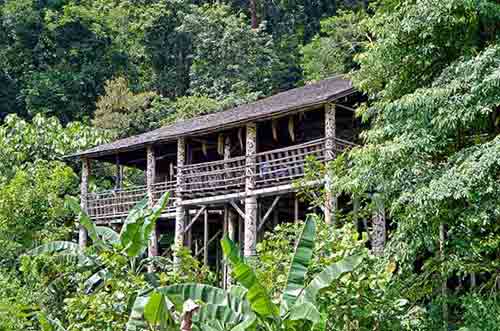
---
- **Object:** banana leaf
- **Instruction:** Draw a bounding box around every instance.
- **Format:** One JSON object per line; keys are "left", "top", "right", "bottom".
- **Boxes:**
{"left": 65, "top": 195, "right": 105, "bottom": 249}
{"left": 127, "top": 295, "right": 151, "bottom": 331}
{"left": 26, "top": 241, "right": 96, "bottom": 268}
{"left": 287, "top": 301, "right": 320, "bottom": 324}
{"left": 120, "top": 192, "right": 169, "bottom": 257}
{"left": 159, "top": 283, "right": 227, "bottom": 309}
{"left": 127, "top": 283, "right": 255, "bottom": 331}
{"left": 281, "top": 214, "right": 316, "bottom": 312}
{"left": 95, "top": 226, "right": 120, "bottom": 244}
{"left": 26, "top": 241, "right": 80, "bottom": 256}
{"left": 221, "top": 236, "right": 279, "bottom": 318}
{"left": 83, "top": 268, "right": 111, "bottom": 294}
{"left": 144, "top": 290, "right": 176, "bottom": 330}
{"left": 299, "top": 254, "right": 363, "bottom": 305}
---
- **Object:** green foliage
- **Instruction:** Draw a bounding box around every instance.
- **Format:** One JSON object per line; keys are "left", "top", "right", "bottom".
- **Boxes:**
{"left": 0, "top": 162, "right": 77, "bottom": 265}
{"left": 180, "top": 4, "right": 283, "bottom": 103}
{"left": 352, "top": 0, "right": 498, "bottom": 101}
{"left": 0, "top": 114, "right": 108, "bottom": 180}
{"left": 93, "top": 77, "right": 171, "bottom": 138}
{"left": 127, "top": 283, "right": 254, "bottom": 331}
{"left": 301, "top": 10, "right": 368, "bottom": 81}
{"left": 161, "top": 95, "right": 223, "bottom": 126}
{"left": 256, "top": 217, "right": 427, "bottom": 329}
{"left": 223, "top": 216, "right": 363, "bottom": 329}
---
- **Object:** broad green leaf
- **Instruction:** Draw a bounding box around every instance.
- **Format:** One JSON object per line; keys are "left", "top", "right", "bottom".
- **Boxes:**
{"left": 194, "top": 303, "right": 255, "bottom": 329}
{"left": 26, "top": 241, "right": 95, "bottom": 268}
{"left": 144, "top": 290, "right": 175, "bottom": 329}
{"left": 83, "top": 268, "right": 110, "bottom": 294}
{"left": 65, "top": 195, "right": 105, "bottom": 249}
{"left": 38, "top": 312, "right": 66, "bottom": 331}
{"left": 26, "top": 241, "right": 80, "bottom": 256}
{"left": 159, "top": 283, "right": 227, "bottom": 309}
{"left": 95, "top": 226, "right": 120, "bottom": 244}
{"left": 120, "top": 192, "right": 170, "bottom": 257}
{"left": 281, "top": 214, "right": 316, "bottom": 312}
{"left": 126, "top": 295, "right": 151, "bottom": 331}
{"left": 287, "top": 301, "right": 321, "bottom": 325}
{"left": 221, "top": 236, "right": 278, "bottom": 318}
{"left": 300, "top": 255, "right": 363, "bottom": 305}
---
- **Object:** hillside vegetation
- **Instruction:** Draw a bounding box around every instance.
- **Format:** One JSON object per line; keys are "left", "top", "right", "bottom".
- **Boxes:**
{"left": 0, "top": 0, "right": 499, "bottom": 330}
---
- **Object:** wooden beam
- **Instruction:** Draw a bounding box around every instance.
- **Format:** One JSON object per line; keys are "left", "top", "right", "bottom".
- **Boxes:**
{"left": 197, "top": 229, "right": 222, "bottom": 257}
{"left": 178, "top": 180, "right": 324, "bottom": 206}
{"left": 258, "top": 196, "right": 280, "bottom": 232}
{"left": 203, "top": 208, "right": 209, "bottom": 265}
{"left": 184, "top": 206, "right": 207, "bottom": 233}
{"left": 79, "top": 158, "right": 90, "bottom": 248}
{"left": 244, "top": 122, "right": 257, "bottom": 258}
{"left": 294, "top": 194, "right": 299, "bottom": 222}
{"left": 324, "top": 103, "right": 336, "bottom": 224}
{"left": 336, "top": 103, "right": 356, "bottom": 112}
{"left": 147, "top": 145, "right": 159, "bottom": 257}
{"left": 229, "top": 200, "right": 246, "bottom": 220}
{"left": 174, "top": 137, "right": 186, "bottom": 268}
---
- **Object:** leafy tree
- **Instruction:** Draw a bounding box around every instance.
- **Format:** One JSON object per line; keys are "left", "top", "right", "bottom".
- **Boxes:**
{"left": 93, "top": 77, "right": 171, "bottom": 138}
{"left": 179, "top": 4, "right": 284, "bottom": 103}
{"left": 0, "top": 161, "right": 77, "bottom": 265}
{"left": 160, "top": 95, "right": 223, "bottom": 126}
{"left": 0, "top": 114, "right": 108, "bottom": 181}
{"left": 301, "top": 10, "right": 368, "bottom": 81}
{"left": 352, "top": 0, "right": 497, "bottom": 101}
{"left": 318, "top": 0, "right": 500, "bottom": 327}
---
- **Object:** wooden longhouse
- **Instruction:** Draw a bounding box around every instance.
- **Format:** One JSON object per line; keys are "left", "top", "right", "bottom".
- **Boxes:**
{"left": 72, "top": 77, "right": 363, "bottom": 277}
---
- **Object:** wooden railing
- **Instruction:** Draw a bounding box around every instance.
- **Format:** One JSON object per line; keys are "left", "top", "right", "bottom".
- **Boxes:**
{"left": 86, "top": 137, "right": 355, "bottom": 220}
{"left": 180, "top": 156, "right": 246, "bottom": 198}
{"left": 86, "top": 181, "right": 176, "bottom": 222}
{"left": 253, "top": 138, "right": 326, "bottom": 189}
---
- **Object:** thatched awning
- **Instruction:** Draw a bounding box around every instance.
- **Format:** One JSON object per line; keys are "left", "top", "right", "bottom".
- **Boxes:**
{"left": 72, "top": 76, "right": 354, "bottom": 159}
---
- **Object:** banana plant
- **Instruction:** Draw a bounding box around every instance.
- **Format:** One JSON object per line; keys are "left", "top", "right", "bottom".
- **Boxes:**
{"left": 221, "top": 214, "right": 363, "bottom": 329}
{"left": 126, "top": 283, "right": 257, "bottom": 331}
{"left": 26, "top": 192, "right": 171, "bottom": 293}
{"left": 127, "top": 215, "right": 362, "bottom": 331}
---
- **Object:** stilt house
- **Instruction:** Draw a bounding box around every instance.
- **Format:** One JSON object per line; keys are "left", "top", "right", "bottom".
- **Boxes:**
{"left": 72, "top": 76, "right": 362, "bottom": 278}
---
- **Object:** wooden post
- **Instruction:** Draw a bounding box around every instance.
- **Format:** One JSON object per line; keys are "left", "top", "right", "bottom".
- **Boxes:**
{"left": 174, "top": 138, "right": 186, "bottom": 267}
{"left": 223, "top": 205, "right": 229, "bottom": 289}
{"left": 204, "top": 208, "right": 209, "bottom": 266}
{"left": 244, "top": 123, "right": 257, "bottom": 258}
{"left": 79, "top": 158, "right": 90, "bottom": 248}
{"left": 147, "top": 145, "right": 159, "bottom": 257}
{"left": 115, "top": 155, "right": 123, "bottom": 189}
{"left": 324, "top": 103, "right": 336, "bottom": 224}
{"left": 225, "top": 135, "right": 238, "bottom": 278}
{"left": 294, "top": 193, "right": 299, "bottom": 222}
{"left": 186, "top": 208, "right": 192, "bottom": 250}
{"left": 239, "top": 213, "right": 244, "bottom": 256}
{"left": 371, "top": 193, "right": 386, "bottom": 255}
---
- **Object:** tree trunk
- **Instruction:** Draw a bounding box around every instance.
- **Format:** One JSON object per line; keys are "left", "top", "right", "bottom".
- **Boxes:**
{"left": 371, "top": 194, "right": 386, "bottom": 256}
{"left": 250, "top": 0, "right": 258, "bottom": 29}
{"left": 440, "top": 222, "right": 448, "bottom": 330}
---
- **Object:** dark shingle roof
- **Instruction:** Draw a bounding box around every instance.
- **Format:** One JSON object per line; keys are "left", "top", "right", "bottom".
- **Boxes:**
{"left": 74, "top": 77, "right": 354, "bottom": 158}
